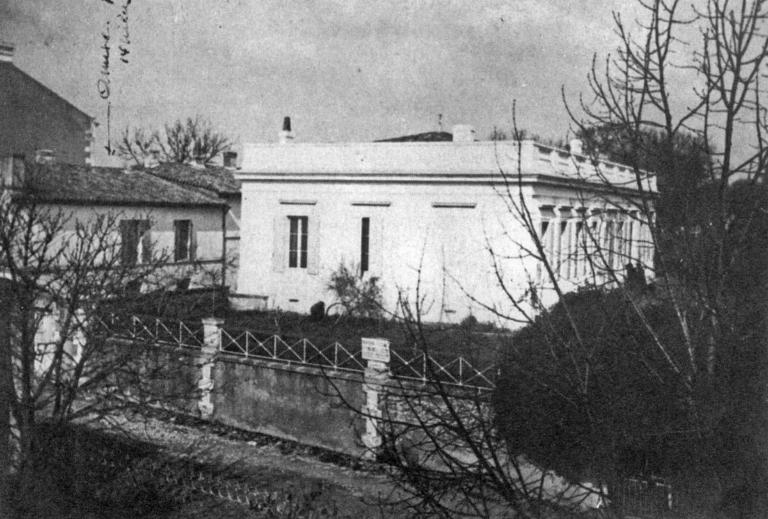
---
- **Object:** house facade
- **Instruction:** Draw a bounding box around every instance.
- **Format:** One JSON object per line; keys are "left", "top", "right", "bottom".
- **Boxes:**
{"left": 234, "top": 126, "right": 655, "bottom": 326}
{"left": 143, "top": 161, "right": 241, "bottom": 290}
{"left": 1, "top": 159, "right": 229, "bottom": 289}
{"left": 0, "top": 43, "right": 95, "bottom": 166}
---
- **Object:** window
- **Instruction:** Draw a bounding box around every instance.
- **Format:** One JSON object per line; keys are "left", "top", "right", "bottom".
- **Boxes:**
{"left": 360, "top": 217, "right": 370, "bottom": 274}
{"left": 174, "top": 220, "right": 194, "bottom": 262}
{"left": 120, "top": 219, "right": 151, "bottom": 266}
{"left": 288, "top": 216, "right": 308, "bottom": 268}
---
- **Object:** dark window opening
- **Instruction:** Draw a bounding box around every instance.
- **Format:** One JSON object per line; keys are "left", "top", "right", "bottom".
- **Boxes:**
{"left": 174, "top": 220, "right": 194, "bottom": 262}
{"left": 360, "top": 217, "right": 370, "bottom": 274}
{"left": 120, "top": 219, "right": 151, "bottom": 266}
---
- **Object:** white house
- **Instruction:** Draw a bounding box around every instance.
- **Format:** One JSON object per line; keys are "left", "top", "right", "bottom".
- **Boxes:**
{"left": 234, "top": 125, "right": 655, "bottom": 326}
{"left": 1, "top": 158, "right": 231, "bottom": 289}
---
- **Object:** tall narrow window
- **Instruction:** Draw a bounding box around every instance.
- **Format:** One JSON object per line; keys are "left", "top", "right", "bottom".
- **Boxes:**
{"left": 360, "top": 217, "right": 370, "bottom": 274}
{"left": 288, "top": 216, "right": 308, "bottom": 268}
{"left": 120, "top": 219, "right": 151, "bottom": 266}
{"left": 174, "top": 220, "right": 194, "bottom": 262}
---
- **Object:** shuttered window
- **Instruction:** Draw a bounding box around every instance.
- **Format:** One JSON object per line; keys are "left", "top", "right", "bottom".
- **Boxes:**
{"left": 174, "top": 220, "right": 194, "bottom": 262}
{"left": 288, "top": 216, "right": 308, "bottom": 269}
{"left": 120, "top": 219, "right": 151, "bottom": 265}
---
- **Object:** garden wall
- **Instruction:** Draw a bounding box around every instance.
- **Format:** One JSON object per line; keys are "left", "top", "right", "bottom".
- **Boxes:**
{"left": 211, "top": 356, "right": 366, "bottom": 455}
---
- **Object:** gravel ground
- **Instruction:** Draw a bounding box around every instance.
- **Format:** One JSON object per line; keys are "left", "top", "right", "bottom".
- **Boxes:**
{"left": 92, "top": 408, "right": 402, "bottom": 517}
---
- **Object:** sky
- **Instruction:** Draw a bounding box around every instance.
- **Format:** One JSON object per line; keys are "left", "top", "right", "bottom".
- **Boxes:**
{"left": 1, "top": 0, "right": 645, "bottom": 166}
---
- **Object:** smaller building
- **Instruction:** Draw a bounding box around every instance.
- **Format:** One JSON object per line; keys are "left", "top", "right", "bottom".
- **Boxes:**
{"left": 142, "top": 161, "right": 242, "bottom": 289}
{"left": 1, "top": 159, "right": 230, "bottom": 289}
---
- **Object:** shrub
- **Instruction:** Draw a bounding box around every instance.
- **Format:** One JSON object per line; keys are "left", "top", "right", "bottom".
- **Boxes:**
{"left": 327, "top": 263, "right": 383, "bottom": 319}
{"left": 493, "top": 289, "right": 692, "bottom": 483}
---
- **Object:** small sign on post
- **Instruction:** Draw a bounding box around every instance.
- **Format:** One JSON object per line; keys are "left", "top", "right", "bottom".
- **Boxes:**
{"left": 362, "top": 337, "right": 390, "bottom": 363}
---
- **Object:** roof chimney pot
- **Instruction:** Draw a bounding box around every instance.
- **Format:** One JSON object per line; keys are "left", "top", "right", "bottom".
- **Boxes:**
{"left": 1, "top": 155, "right": 26, "bottom": 189}
{"left": 0, "top": 42, "right": 14, "bottom": 63}
{"left": 278, "top": 115, "right": 294, "bottom": 144}
{"left": 570, "top": 139, "right": 584, "bottom": 155}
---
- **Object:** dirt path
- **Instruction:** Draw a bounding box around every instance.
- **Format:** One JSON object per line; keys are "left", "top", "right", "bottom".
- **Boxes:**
{"left": 95, "top": 409, "right": 402, "bottom": 516}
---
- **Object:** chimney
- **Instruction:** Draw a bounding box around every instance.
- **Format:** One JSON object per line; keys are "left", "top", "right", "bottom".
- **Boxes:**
{"left": 1, "top": 155, "right": 26, "bottom": 189}
{"left": 223, "top": 151, "right": 238, "bottom": 169}
{"left": 570, "top": 139, "right": 584, "bottom": 155}
{"left": 451, "top": 124, "right": 476, "bottom": 143}
{"left": 0, "top": 42, "right": 13, "bottom": 63}
{"left": 35, "top": 149, "right": 56, "bottom": 164}
{"left": 278, "top": 116, "right": 294, "bottom": 144}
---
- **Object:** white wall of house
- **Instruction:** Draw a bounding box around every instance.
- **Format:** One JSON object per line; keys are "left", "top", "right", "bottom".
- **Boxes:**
{"left": 44, "top": 203, "right": 226, "bottom": 288}
{"left": 236, "top": 139, "right": 655, "bottom": 326}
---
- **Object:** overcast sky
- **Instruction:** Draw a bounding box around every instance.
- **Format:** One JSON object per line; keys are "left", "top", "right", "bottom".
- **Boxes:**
{"left": 2, "top": 0, "right": 644, "bottom": 166}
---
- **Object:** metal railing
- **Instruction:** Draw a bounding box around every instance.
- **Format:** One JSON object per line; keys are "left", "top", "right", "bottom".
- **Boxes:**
{"left": 94, "top": 313, "right": 205, "bottom": 350}
{"left": 94, "top": 314, "right": 498, "bottom": 390}
{"left": 219, "top": 327, "right": 367, "bottom": 373}
{"left": 389, "top": 349, "right": 496, "bottom": 389}
{"left": 219, "top": 325, "right": 497, "bottom": 390}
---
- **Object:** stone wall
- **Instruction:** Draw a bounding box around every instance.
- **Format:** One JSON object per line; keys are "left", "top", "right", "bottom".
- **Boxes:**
{"left": 211, "top": 356, "right": 366, "bottom": 455}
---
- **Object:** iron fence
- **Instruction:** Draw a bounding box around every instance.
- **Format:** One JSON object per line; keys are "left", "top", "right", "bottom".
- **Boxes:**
{"left": 611, "top": 477, "right": 675, "bottom": 518}
{"left": 94, "top": 314, "right": 498, "bottom": 390}
{"left": 218, "top": 325, "right": 497, "bottom": 390}
{"left": 219, "top": 327, "right": 367, "bottom": 373}
{"left": 389, "top": 349, "right": 497, "bottom": 389}
{"left": 94, "top": 313, "right": 205, "bottom": 350}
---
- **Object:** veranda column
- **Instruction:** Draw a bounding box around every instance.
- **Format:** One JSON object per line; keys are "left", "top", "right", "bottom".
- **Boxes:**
{"left": 557, "top": 206, "right": 572, "bottom": 279}
{"left": 361, "top": 337, "right": 391, "bottom": 460}
{"left": 198, "top": 317, "right": 223, "bottom": 419}
{"left": 574, "top": 208, "right": 588, "bottom": 280}
{"left": 628, "top": 210, "right": 639, "bottom": 263}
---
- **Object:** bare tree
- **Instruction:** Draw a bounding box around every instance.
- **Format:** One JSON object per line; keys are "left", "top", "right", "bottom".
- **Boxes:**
{"left": 117, "top": 115, "right": 231, "bottom": 167}
{"left": 117, "top": 126, "right": 159, "bottom": 168}
{"left": 328, "top": 2, "right": 768, "bottom": 517}
{"left": 0, "top": 169, "right": 202, "bottom": 511}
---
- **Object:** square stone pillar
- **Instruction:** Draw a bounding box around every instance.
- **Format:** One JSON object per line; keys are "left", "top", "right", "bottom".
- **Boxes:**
{"left": 198, "top": 317, "right": 223, "bottom": 419}
{"left": 361, "top": 338, "right": 391, "bottom": 460}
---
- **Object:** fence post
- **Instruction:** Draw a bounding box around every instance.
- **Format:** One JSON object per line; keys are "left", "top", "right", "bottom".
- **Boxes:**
{"left": 198, "top": 317, "right": 223, "bottom": 419}
{"left": 361, "top": 337, "right": 391, "bottom": 460}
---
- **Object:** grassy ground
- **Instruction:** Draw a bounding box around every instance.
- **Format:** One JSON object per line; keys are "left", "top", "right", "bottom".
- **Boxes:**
{"left": 133, "top": 288, "right": 509, "bottom": 367}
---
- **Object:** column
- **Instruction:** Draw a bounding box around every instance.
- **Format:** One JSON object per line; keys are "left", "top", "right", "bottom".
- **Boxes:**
{"left": 198, "top": 317, "right": 223, "bottom": 419}
{"left": 361, "top": 337, "right": 391, "bottom": 460}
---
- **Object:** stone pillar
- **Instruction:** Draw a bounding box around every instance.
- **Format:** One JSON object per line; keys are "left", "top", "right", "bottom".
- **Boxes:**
{"left": 198, "top": 317, "right": 223, "bottom": 419}
{"left": 361, "top": 338, "right": 391, "bottom": 460}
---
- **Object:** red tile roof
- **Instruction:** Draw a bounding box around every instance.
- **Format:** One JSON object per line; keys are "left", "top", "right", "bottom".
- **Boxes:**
{"left": 22, "top": 163, "right": 226, "bottom": 207}
{"left": 144, "top": 163, "right": 240, "bottom": 197}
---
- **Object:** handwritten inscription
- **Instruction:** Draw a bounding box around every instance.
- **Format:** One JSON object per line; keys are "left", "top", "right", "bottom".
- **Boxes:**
{"left": 96, "top": 0, "right": 132, "bottom": 155}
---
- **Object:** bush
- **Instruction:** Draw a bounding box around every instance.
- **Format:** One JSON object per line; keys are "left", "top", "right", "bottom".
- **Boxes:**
{"left": 494, "top": 289, "right": 692, "bottom": 483}
{"left": 327, "top": 263, "right": 383, "bottom": 319}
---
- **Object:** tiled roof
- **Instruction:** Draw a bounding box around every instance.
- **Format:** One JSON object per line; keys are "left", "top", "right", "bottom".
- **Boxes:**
{"left": 22, "top": 163, "right": 226, "bottom": 207}
{"left": 143, "top": 163, "right": 240, "bottom": 196}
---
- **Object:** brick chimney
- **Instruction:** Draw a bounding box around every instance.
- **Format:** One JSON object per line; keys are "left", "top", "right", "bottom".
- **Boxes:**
{"left": 570, "top": 139, "right": 584, "bottom": 155}
{"left": 1, "top": 155, "right": 26, "bottom": 189}
{"left": 278, "top": 116, "right": 294, "bottom": 144}
{"left": 0, "top": 42, "right": 13, "bottom": 63}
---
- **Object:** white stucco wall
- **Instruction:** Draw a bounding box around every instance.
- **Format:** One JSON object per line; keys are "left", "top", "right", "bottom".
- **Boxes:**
{"left": 43, "top": 203, "right": 226, "bottom": 288}
{"left": 237, "top": 180, "right": 646, "bottom": 325}
{"left": 235, "top": 140, "right": 655, "bottom": 327}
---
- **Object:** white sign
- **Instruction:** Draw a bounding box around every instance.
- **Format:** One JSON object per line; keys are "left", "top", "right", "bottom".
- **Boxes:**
{"left": 361, "top": 337, "right": 390, "bottom": 363}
